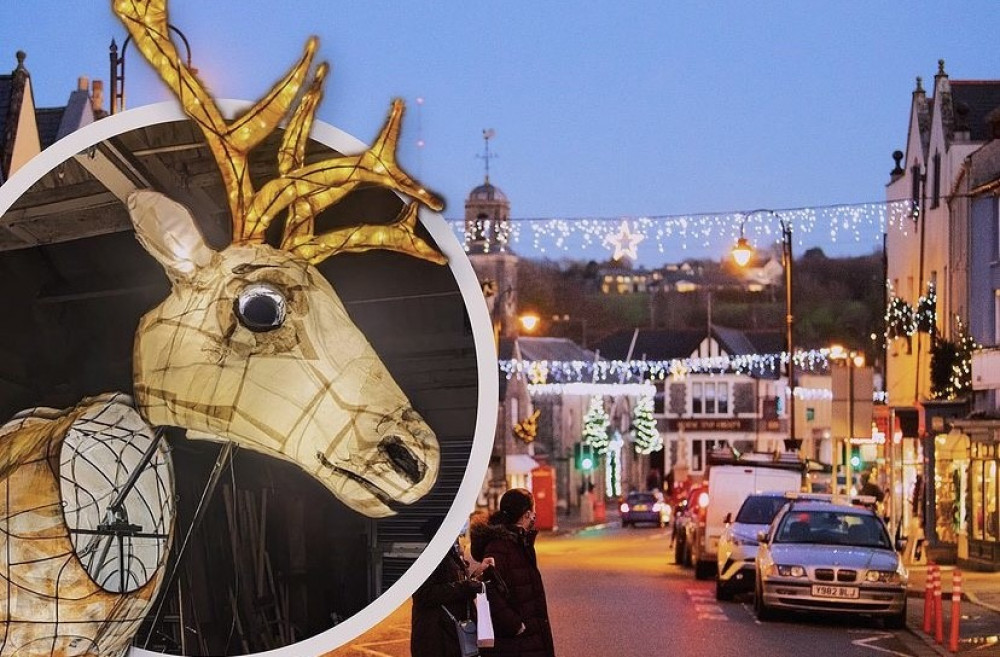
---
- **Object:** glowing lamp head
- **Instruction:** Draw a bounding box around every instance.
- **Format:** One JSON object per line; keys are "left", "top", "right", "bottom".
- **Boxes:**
{"left": 731, "top": 237, "right": 753, "bottom": 267}
{"left": 519, "top": 313, "right": 540, "bottom": 332}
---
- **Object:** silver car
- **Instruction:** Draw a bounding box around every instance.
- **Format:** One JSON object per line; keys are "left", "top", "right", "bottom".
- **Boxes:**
{"left": 716, "top": 492, "right": 795, "bottom": 600}
{"left": 754, "top": 499, "right": 907, "bottom": 628}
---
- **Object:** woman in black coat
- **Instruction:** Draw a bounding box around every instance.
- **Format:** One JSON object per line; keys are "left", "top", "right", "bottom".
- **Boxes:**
{"left": 470, "top": 488, "right": 556, "bottom": 657}
{"left": 411, "top": 540, "right": 482, "bottom": 657}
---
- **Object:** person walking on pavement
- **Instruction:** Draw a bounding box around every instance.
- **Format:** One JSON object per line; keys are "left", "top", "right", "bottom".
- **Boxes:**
{"left": 411, "top": 527, "right": 484, "bottom": 657}
{"left": 470, "top": 488, "right": 556, "bottom": 657}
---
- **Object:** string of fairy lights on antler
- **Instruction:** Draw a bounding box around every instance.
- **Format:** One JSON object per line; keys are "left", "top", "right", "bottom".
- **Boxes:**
{"left": 453, "top": 199, "right": 918, "bottom": 259}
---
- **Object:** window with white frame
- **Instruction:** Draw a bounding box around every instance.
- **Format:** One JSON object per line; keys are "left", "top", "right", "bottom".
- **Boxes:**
{"left": 691, "top": 381, "right": 729, "bottom": 416}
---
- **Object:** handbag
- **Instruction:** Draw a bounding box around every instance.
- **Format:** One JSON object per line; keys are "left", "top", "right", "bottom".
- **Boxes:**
{"left": 441, "top": 604, "right": 479, "bottom": 657}
{"left": 475, "top": 582, "right": 495, "bottom": 648}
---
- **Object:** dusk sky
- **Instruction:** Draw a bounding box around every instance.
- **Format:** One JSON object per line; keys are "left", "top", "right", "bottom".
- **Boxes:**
{"left": 3, "top": 2, "right": 999, "bottom": 265}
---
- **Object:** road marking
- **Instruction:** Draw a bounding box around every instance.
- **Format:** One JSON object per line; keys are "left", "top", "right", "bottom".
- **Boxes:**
{"left": 687, "top": 589, "right": 728, "bottom": 621}
{"left": 848, "top": 630, "right": 912, "bottom": 656}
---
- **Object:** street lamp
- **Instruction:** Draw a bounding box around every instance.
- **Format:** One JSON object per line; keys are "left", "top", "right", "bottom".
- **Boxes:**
{"left": 109, "top": 26, "right": 195, "bottom": 115}
{"left": 732, "top": 210, "right": 798, "bottom": 451}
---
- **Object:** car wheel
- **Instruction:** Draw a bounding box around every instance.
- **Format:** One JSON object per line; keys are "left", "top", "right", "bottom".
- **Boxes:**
{"left": 884, "top": 598, "right": 907, "bottom": 630}
{"left": 715, "top": 577, "right": 733, "bottom": 601}
{"left": 754, "top": 576, "right": 775, "bottom": 621}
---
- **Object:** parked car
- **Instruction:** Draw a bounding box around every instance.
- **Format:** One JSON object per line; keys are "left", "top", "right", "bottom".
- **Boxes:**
{"left": 688, "top": 460, "right": 804, "bottom": 580}
{"left": 716, "top": 491, "right": 795, "bottom": 600}
{"left": 671, "top": 484, "right": 708, "bottom": 567}
{"left": 754, "top": 498, "right": 907, "bottom": 628}
{"left": 717, "top": 491, "right": 879, "bottom": 601}
{"left": 620, "top": 491, "right": 670, "bottom": 528}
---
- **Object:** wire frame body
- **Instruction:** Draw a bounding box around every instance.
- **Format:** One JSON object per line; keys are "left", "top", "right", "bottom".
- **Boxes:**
{"left": 0, "top": 395, "right": 174, "bottom": 657}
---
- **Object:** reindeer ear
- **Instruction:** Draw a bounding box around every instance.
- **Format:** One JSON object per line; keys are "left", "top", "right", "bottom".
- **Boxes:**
{"left": 127, "top": 190, "right": 216, "bottom": 284}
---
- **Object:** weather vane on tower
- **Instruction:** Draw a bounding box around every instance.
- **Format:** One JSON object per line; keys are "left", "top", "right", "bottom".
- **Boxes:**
{"left": 478, "top": 128, "right": 497, "bottom": 184}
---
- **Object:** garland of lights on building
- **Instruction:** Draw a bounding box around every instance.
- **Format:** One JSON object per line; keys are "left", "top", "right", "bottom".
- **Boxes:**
{"left": 451, "top": 199, "right": 918, "bottom": 259}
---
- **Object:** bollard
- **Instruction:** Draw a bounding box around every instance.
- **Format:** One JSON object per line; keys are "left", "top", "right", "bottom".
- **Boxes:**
{"left": 949, "top": 569, "right": 962, "bottom": 653}
{"left": 934, "top": 567, "right": 944, "bottom": 644}
{"left": 923, "top": 563, "right": 937, "bottom": 634}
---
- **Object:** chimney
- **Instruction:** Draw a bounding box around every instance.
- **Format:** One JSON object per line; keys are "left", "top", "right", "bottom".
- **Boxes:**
{"left": 91, "top": 79, "right": 104, "bottom": 115}
{"left": 77, "top": 75, "right": 89, "bottom": 91}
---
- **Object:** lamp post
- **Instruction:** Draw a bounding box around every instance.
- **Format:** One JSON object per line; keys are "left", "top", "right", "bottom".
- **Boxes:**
{"left": 110, "top": 26, "right": 195, "bottom": 115}
{"left": 732, "top": 211, "right": 799, "bottom": 451}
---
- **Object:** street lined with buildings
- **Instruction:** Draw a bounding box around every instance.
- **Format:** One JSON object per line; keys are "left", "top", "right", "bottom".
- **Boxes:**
{"left": 328, "top": 518, "right": 1000, "bottom": 656}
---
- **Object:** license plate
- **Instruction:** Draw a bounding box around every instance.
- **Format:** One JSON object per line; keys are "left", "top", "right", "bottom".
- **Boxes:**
{"left": 633, "top": 504, "right": 649, "bottom": 511}
{"left": 812, "top": 585, "right": 859, "bottom": 599}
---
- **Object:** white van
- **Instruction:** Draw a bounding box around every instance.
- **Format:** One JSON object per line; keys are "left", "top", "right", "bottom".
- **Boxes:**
{"left": 688, "top": 457, "right": 805, "bottom": 580}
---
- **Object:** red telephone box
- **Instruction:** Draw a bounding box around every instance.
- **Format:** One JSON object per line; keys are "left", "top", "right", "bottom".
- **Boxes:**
{"left": 531, "top": 465, "right": 556, "bottom": 531}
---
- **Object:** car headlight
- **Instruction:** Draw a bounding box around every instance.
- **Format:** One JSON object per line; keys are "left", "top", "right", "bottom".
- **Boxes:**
{"left": 865, "top": 570, "right": 903, "bottom": 584}
{"left": 776, "top": 565, "right": 807, "bottom": 578}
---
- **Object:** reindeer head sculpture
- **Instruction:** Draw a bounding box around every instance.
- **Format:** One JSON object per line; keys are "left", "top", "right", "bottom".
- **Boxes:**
{"left": 115, "top": 0, "right": 446, "bottom": 517}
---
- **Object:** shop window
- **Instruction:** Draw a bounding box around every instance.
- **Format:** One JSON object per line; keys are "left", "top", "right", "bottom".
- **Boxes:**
{"left": 988, "top": 460, "right": 998, "bottom": 542}
{"left": 973, "top": 461, "right": 983, "bottom": 540}
{"left": 933, "top": 432, "right": 969, "bottom": 545}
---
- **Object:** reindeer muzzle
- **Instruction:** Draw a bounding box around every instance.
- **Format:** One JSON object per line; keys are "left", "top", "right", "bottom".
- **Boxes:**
{"left": 379, "top": 435, "right": 427, "bottom": 485}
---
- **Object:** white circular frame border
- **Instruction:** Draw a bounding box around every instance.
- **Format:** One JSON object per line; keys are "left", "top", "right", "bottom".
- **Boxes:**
{"left": 0, "top": 101, "right": 499, "bottom": 657}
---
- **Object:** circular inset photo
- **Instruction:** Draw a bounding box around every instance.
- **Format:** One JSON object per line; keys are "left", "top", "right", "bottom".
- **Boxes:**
{"left": 0, "top": 102, "right": 496, "bottom": 656}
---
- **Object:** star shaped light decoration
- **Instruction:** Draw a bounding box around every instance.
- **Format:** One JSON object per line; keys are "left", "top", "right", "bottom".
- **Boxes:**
{"left": 603, "top": 220, "right": 645, "bottom": 261}
{"left": 527, "top": 361, "right": 550, "bottom": 385}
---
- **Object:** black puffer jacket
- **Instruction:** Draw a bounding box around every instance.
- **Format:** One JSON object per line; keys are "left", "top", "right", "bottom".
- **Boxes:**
{"left": 411, "top": 544, "right": 480, "bottom": 657}
{"left": 470, "top": 512, "right": 556, "bottom": 657}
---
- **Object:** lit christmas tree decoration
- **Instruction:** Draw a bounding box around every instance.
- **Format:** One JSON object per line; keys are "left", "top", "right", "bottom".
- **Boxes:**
{"left": 631, "top": 396, "right": 662, "bottom": 455}
{"left": 582, "top": 396, "right": 611, "bottom": 455}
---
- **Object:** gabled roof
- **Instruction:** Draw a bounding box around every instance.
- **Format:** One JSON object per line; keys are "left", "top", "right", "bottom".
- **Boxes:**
{"left": 499, "top": 336, "right": 596, "bottom": 362}
{"left": 592, "top": 328, "right": 703, "bottom": 361}
{"left": 593, "top": 325, "right": 778, "bottom": 363}
{"left": 34, "top": 107, "right": 64, "bottom": 150}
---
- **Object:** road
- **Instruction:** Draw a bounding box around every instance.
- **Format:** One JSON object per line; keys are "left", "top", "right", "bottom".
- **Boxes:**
{"left": 326, "top": 522, "right": 940, "bottom": 657}
{"left": 541, "top": 523, "right": 924, "bottom": 657}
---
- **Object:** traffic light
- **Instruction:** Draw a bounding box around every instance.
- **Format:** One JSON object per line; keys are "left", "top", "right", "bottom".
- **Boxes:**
{"left": 573, "top": 442, "right": 595, "bottom": 471}
{"left": 849, "top": 446, "right": 863, "bottom": 470}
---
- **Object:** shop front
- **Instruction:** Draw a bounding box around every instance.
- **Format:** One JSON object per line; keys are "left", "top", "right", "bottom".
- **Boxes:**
{"left": 952, "top": 419, "right": 1000, "bottom": 570}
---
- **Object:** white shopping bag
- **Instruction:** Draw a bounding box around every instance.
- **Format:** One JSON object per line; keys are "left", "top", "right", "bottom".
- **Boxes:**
{"left": 475, "top": 583, "right": 495, "bottom": 648}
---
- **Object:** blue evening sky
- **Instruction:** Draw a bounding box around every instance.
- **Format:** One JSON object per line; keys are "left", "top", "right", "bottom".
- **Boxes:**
{"left": 3, "top": 2, "right": 998, "bottom": 265}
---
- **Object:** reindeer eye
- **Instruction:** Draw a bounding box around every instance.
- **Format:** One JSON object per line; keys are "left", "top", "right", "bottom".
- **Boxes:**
{"left": 234, "top": 283, "right": 287, "bottom": 332}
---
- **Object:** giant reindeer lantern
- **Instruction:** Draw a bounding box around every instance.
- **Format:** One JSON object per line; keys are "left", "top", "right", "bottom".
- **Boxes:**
{"left": 117, "top": 0, "right": 445, "bottom": 518}
{"left": 0, "top": 2, "right": 448, "bottom": 654}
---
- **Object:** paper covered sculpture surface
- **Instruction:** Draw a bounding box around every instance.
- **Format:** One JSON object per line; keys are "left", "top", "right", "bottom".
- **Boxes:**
{"left": 116, "top": 0, "right": 446, "bottom": 518}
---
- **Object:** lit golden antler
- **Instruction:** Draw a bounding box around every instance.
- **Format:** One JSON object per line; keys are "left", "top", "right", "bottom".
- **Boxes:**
{"left": 113, "top": 0, "right": 445, "bottom": 263}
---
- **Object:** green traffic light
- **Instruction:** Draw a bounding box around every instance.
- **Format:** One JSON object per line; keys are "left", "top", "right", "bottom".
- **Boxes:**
{"left": 581, "top": 457, "right": 594, "bottom": 471}
{"left": 850, "top": 455, "right": 862, "bottom": 468}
